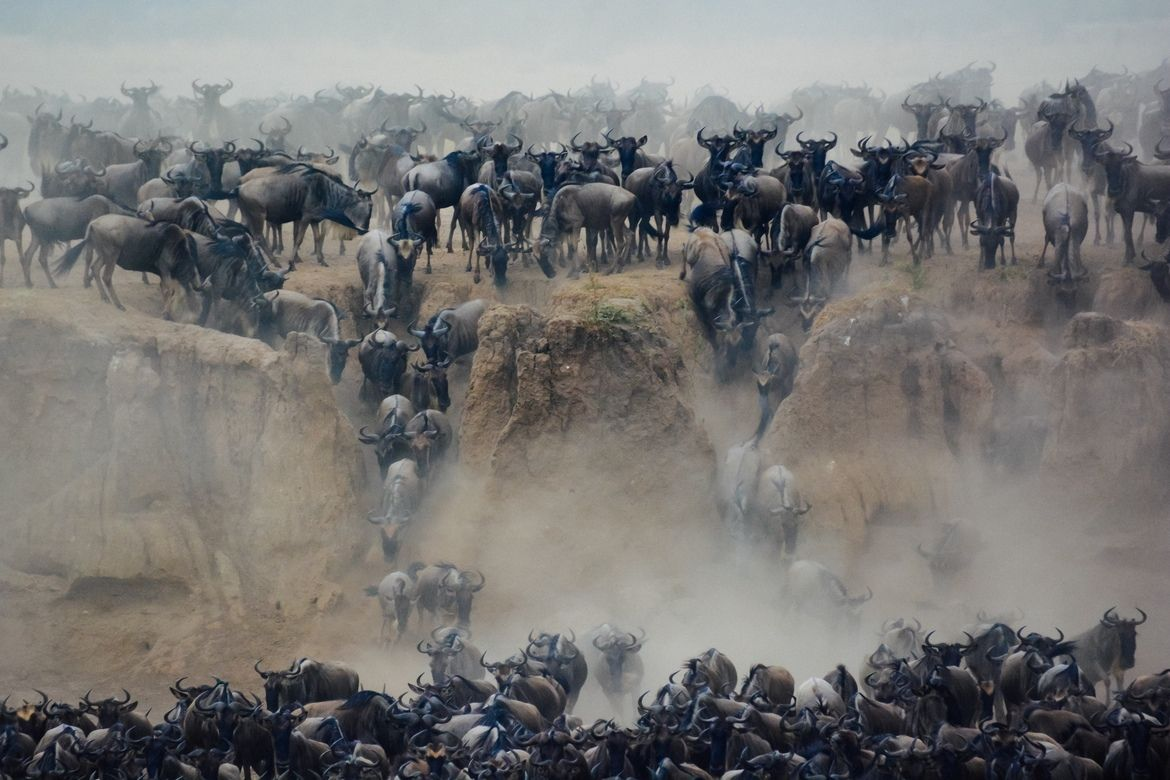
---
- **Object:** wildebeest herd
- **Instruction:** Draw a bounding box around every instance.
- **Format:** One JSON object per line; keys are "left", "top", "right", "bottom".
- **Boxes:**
{"left": 3, "top": 61, "right": 1170, "bottom": 778}
{"left": 1, "top": 607, "right": 1159, "bottom": 779}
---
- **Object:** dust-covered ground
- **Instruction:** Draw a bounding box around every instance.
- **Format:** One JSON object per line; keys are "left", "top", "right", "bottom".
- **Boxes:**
{"left": 2, "top": 156, "right": 1169, "bottom": 720}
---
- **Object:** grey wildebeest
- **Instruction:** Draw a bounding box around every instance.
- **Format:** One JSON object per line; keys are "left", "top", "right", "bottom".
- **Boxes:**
{"left": 969, "top": 135, "right": 1020, "bottom": 270}
{"left": 254, "top": 660, "right": 360, "bottom": 712}
{"left": 401, "top": 150, "right": 482, "bottom": 253}
{"left": 252, "top": 290, "right": 360, "bottom": 383}
{"left": 393, "top": 191, "right": 439, "bottom": 273}
{"left": 409, "top": 299, "right": 486, "bottom": 364}
{"left": 1094, "top": 142, "right": 1170, "bottom": 263}
{"left": 793, "top": 217, "right": 853, "bottom": 331}
{"left": 782, "top": 560, "right": 872, "bottom": 636}
{"left": 53, "top": 215, "right": 205, "bottom": 320}
{"left": 591, "top": 626, "right": 645, "bottom": 717}
{"left": 366, "top": 568, "right": 421, "bottom": 646}
{"left": 103, "top": 138, "right": 172, "bottom": 209}
{"left": 536, "top": 182, "right": 636, "bottom": 278}
{"left": 623, "top": 161, "right": 693, "bottom": 267}
{"left": 1067, "top": 120, "right": 1115, "bottom": 245}
{"left": 355, "top": 230, "right": 420, "bottom": 321}
{"left": 367, "top": 458, "right": 422, "bottom": 563}
{"left": 753, "top": 465, "right": 811, "bottom": 556}
{"left": 1024, "top": 99, "right": 1074, "bottom": 201}
{"left": 238, "top": 163, "right": 374, "bottom": 268}
{"left": 22, "top": 194, "right": 131, "bottom": 288}
{"left": 526, "top": 631, "right": 589, "bottom": 713}
{"left": 1071, "top": 607, "right": 1146, "bottom": 699}
{"left": 680, "top": 228, "right": 750, "bottom": 382}
{"left": 414, "top": 564, "right": 485, "bottom": 629}
{"left": 456, "top": 183, "right": 510, "bottom": 286}
{"left": 0, "top": 181, "right": 33, "bottom": 287}
{"left": 1039, "top": 183, "right": 1089, "bottom": 285}
{"left": 418, "top": 627, "right": 484, "bottom": 685}
{"left": 356, "top": 328, "right": 420, "bottom": 405}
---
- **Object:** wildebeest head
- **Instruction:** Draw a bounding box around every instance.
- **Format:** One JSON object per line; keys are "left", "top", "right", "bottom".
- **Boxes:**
{"left": 258, "top": 116, "right": 293, "bottom": 151}
{"left": 771, "top": 497, "right": 810, "bottom": 555}
{"left": 604, "top": 131, "right": 649, "bottom": 179}
{"left": 649, "top": 162, "right": 694, "bottom": 227}
{"left": 0, "top": 181, "right": 35, "bottom": 215}
{"left": 418, "top": 627, "right": 471, "bottom": 685}
{"left": 325, "top": 337, "right": 362, "bottom": 384}
{"left": 731, "top": 123, "right": 778, "bottom": 169}
{"left": 945, "top": 97, "right": 987, "bottom": 136}
{"left": 133, "top": 137, "right": 173, "bottom": 175}
{"left": 1102, "top": 607, "right": 1147, "bottom": 669}
{"left": 796, "top": 132, "right": 837, "bottom": 177}
{"left": 408, "top": 309, "right": 454, "bottom": 363}
{"left": 1138, "top": 250, "right": 1170, "bottom": 302}
{"left": 254, "top": 660, "right": 304, "bottom": 711}
{"left": 777, "top": 148, "right": 812, "bottom": 196}
{"left": 192, "top": 79, "right": 233, "bottom": 104}
{"left": 412, "top": 358, "right": 451, "bottom": 412}
{"left": 696, "top": 128, "right": 737, "bottom": 168}
{"left": 593, "top": 629, "right": 644, "bottom": 683}
{"left": 1093, "top": 141, "right": 1138, "bottom": 200}
{"left": 569, "top": 132, "right": 612, "bottom": 168}
{"left": 526, "top": 630, "right": 579, "bottom": 680}
{"left": 902, "top": 97, "right": 942, "bottom": 139}
{"left": 367, "top": 513, "right": 408, "bottom": 562}
{"left": 80, "top": 689, "right": 137, "bottom": 729}
{"left": 192, "top": 683, "right": 255, "bottom": 749}
{"left": 189, "top": 141, "right": 237, "bottom": 199}
{"left": 852, "top": 136, "right": 905, "bottom": 192}
{"left": 438, "top": 569, "right": 485, "bottom": 628}
{"left": 480, "top": 650, "right": 528, "bottom": 686}
{"left": 1068, "top": 119, "right": 1113, "bottom": 177}
{"left": 969, "top": 220, "right": 1013, "bottom": 270}
{"left": 525, "top": 144, "right": 568, "bottom": 195}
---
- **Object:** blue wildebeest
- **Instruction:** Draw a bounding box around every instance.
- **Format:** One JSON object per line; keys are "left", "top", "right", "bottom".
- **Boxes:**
{"left": 456, "top": 183, "right": 510, "bottom": 286}
{"left": 252, "top": 290, "right": 360, "bottom": 383}
{"left": 623, "top": 161, "right": 693, "bottom": 267}
{"left": 22, "top": 194, "right": 131, "bottom": 288}
{"left": 356, "top": 230, "right": 419, "bottom": 321}
{"left": 525, "top": 144, "right": 569, "bottom": 198}
{"left": 414, "top": 564, "right": 485, "bottom": 629}
{"left": 680, "top": 228, "right": 740, "bottom": 382}
{"left": 536, "top": 183, "right": 636, "bottom": 277}
{"left": 969, "top": 134, "right": 1019, "bottom": 269}
{"left": 402, "top": 150, "right": 483, "bottom": 253}
{"left": 409, "top": 298, "right": 487, "bottom": 364}
{"left": 591, "top": 626, "right": 645, "bottom": 717}
{"left": 393, "top": 191, "right": 439, "bottom": 274}
{"left": 526, "top": 630, "right": 589, "bottom": 713}
{"left": 356, "top": 328, "right": 420, "bottom": 406}
{"left": 1093, "top": 142, "right": 1170, "bottom": 263}
{"left": 254, "top": 659, "right": 360, "bottom": 712}
{"left": 1071, "top": 607, "right": 1147, "bottom": 699}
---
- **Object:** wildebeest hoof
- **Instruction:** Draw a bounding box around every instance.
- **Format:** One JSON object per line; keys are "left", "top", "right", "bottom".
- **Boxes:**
{"left": 318, "top": 259, "right": 329, "bottom": 267}
{"left": 473, "top": 271, "right": 481, "bottom": 284}
{"left": 49, "top": 280, "right": 58, "bottom": 289}
{"left": 425, "top": 266, "right": 433, "bottom": 275}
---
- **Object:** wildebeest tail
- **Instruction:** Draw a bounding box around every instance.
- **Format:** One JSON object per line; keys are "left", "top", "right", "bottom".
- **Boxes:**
{"left": 54, "top": 238, "right": 88, "bottom": 278}
{"left": 851, "top": 221, "right": 885, "bottom": 240}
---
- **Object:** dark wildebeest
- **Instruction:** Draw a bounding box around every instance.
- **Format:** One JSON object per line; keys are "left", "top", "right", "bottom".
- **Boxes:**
{"left": 355, "top": 328, "right": 420, "bottom": 405}
{"left": 357, "top": 393, "right": 416, "bottom": 477}
{"left": 254, "top": 660, "right": 360, "bottom": 712}
{"left": 1138, "top": 248, "right": 1170, "bottom": 302}
{"left": 414, "top": 564, "right": 485, "bottom": 629}
{"left": 406, "top": 358, "right": 452, "bottom": 413}
{"left": 526, "top": 631, "right": 589, "bottom": 713}
{"left": 524, "top": 144, "right": 569, "bottom": 197}
{"left": 259, "top": 116, "right": 293, "bottom": 151}
{"left": 0, "top": 181, "right": 34, "bottom": 287}
{"left": 403, "top": 409, "right": 454, "bottom": 480}
{"left": 21, "top": 194, "right": 131, "bottom": 288}
{"left": 623, "top": 161, "right": 694, "bottom": 267}
{"left": 456, "top": 183, "right": 510, "bottom": 286}
{"left": 875, "top": 172, "right": 935, "bottom": 265}
{"left": 591, "top": 626, "right": 645, "bottom": 717}
{"left": 693, "top": 128, "right": 739, "bottom": 226}
{"left": 1039, "top": 183, "right": 1089, "bottom": 285}
{"left": 409, "top": 299, "right": 487, "bottom": 364}
{"left": 392, "top": 191, "right": 439, "bottom": 274}
{"left": 238, "top": 163, "right": 374, "bottom": 268}
{"left": 1071, "top": 607, "right": 1147, "bottom": 699}
{"left": 969, "top": 134, "right": 1020, "bottom": 269}
{"left": 1093, "top": 142, "right": 1170, "bottom": 263}
{"left": 401, "top": 150, "right": 482, "bottom": 253}
{"left": 774, "top": 147, "right": 816, "bottom": 209}
{"left": 367, "top": 458, "right": 423, "bottom": 562}
{"left": 53, "top": 215, "right": 206, "bottom": 320}
{"left": 79, "top": 691, "right": 150, "bottom": 740}
{"left": 252, "top": 290, "right": 360, "bottom": 383}
{"left": 536, "top": 182, "right": 636, "bottom": 277}
{"left": 605, "top": 131, "right": 663, "bottom": 184}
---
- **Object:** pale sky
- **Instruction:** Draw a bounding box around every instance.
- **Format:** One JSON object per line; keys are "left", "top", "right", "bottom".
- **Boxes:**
{"left": 2, "top": 0, "right": 1168, "bottom": 104}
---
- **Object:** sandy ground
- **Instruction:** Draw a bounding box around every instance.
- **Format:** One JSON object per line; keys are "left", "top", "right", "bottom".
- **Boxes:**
{"left": 2, "top": 158, "right": 1170, "bottom": 720}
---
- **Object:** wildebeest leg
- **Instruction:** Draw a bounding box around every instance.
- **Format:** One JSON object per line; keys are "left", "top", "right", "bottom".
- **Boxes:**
{"left": 566, "top": 228, "right": 582, "bottom": 279}
{"left": 585, "top": 229, "right": 599, "bottom": 273}
{"left": 20, "top": 237, "right": 38, "bottom": 287}
{"left": 1031, "top": 165, "right": 1042, "bottom": 202}
{"left": 472, "top": 238, "right": 482, "bottom": 286}
{"left": 1137, "top": 213, "right": 1149, "bottom": 246}
{"left": 659, "top": 216, "right": 671, "bottom": 267}
{"left": 445, "top": 209, "right": 458, "bottom": 253}
{"left": 291, "top": 221, "right": 308, "bottom": 267}
{"left": 34, "top": 242, "right": 59, "bottom": 289}
{"left": 310, "top": 222, "right": 328, "bottom": 266}
{"left": 1039, "top": 236, "right": 1050, "bottom": 267}
{"left": 1120, "top": 210, "right": 1136, "bottom": 264}
{"left": 1090, "top": 191, "right": 1101, "bottom": 245}
{"left": 906, "top": 219, "right": 920, "bottom": 265}
{"left": 103, "top": 252, "right": 127, "bottom": 310}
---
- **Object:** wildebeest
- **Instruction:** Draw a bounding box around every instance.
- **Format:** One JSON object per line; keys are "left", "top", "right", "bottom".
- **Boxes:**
{"left": 357, "top": 393, "right": 417, "bottom": 478}
{"left": 403, "top": 409, "right": 454, "bottom": 480}
{"left": 969, "top": 135, "right": 1020, "bottom": 270}
{"left": 680, "top": 228, "right": 743, "bottom": 382}
{"left": 526, "top": 631, "right": 589, "bottom": 713}
{"left": 770, "top": 203, "right": 819, "bottom": 291}
{"left": 53, "top": 215, "right": 205, "bottom": 320}
{"left": 793, "top": 217, "right": 853, "bottom": 331}
{"left": 782, "top": 560, "right": 872, "bottom": 635}
{"left": 753, "top": 332, "right": 798, "bottom": 423}
{"left": 409, "top": 299, "right": 487, "bottom": 364}
{"left": 103, "top": 139, "right": 173, "bottom": 209}
{"left": 753, "top": 465, "right": 811, "bottom": 555}
{"left": 456, "top": 183, "right": 510, "bottom": 286}
{"left": 21, "top": 194, "right": 131, "bottom": 288}
{"left": 414, "top": 564, "right": 485, "bottom": 629}
{"left": 876, "top": 172, "right": 934, "bottom": 265}
{"left": 367, "top": 458, "right": 423, "bottom": 562}
{"left": 252, "top": 290, "right": 359, "bottom": 383}
{"left": 401, "top": 150, "right": 482, "bottom": 253}
{"left": 355, "top": 230, "right": 419, "bottom": 321}
{"left": 254, "top": 660, "right": 360, "bottom": 712}
{"left": 392, "top": 191, "right": 439, "bottom": 274}
{"left": 1039, "top": 183, "right": 1089, "bottom": 285}
{"left": 1071, "top": 607, "right": 1147, "bottom": 699}
{"left": 0, "top": 181, "right": 33, "bottom": 287}
{"left": 418, "top": 627, "right": 484, "bottom": 685}
{"left": 406, "top": 358, "right": 452, "bottom": 413}
{"left": 536, "top": 182, "right": 636, "bottom": 277}
{"left": 1024, "top": 99, "right": 1074, "bottom": 201}
{"left": 1093, "top": 142, "right": 1170, "bottom": 263}
{"left": 356, "top": 328, "right": 420, "bottom": 404}
{"left": 238, "top": 163, "right": 374, "bottom": 268}
{"left": 591, "top": 626, "right": 645, "bottom": 717}
{"left": 366, "top": 567, "right": 421, "bottom": 646}
{"left": 623, "top": 161, "right": 693, "bottom": 267}
{"left": 1067, "top": 120, "right": 1115, "bottom": 245}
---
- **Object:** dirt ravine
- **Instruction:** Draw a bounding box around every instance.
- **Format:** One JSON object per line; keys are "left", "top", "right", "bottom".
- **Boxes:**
{"left": 1, "top": 191, "right": 1169, "bottom": 719}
